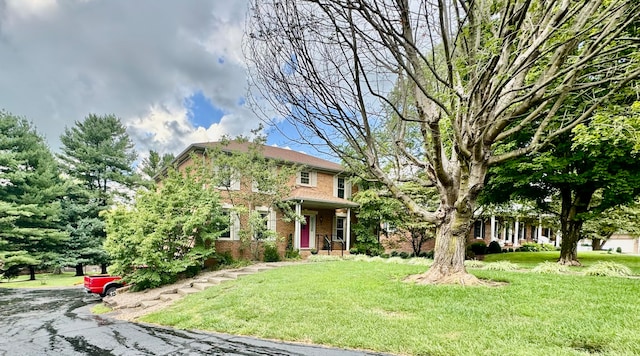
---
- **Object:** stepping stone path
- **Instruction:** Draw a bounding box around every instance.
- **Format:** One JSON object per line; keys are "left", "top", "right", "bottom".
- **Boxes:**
{"left": 102, "top": 262, "right": 298, "bottom": 321}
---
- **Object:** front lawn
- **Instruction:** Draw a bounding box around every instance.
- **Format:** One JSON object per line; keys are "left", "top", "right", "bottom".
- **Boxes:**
{"left": 484, "top": 251, "right": 640, "bottom": 273}
{"left": 141, "top": 257, "right": 640, "bottom": 355}
{"left": 0, "top": 272, "right": 85, "bottom": 288}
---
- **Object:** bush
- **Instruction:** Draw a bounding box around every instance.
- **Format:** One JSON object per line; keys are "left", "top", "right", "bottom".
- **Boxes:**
{"left": 285, "top": 248, "right": 300, "bottom": 259}
{"left": 584, "top": 261, "right": 632, "bottom": 277}
{"left": 518, "top": 242, "right": 540, "bottom": 252}
{"left": 263, "top": 244, "right": 281, "bottom": 262}
{"left": 399, "top": 251, "right": 410, "bottom": 259}
{"left": 464, "top": 260, "right": 485, "bottom": 268}
{"left": 419, "top": 250, "right": 434, "bottom": 259}
{"left": 487, "top": 241, "right": 502, "bottom": 254}
{"left": 214, "top": 251, "right": 235, "bottom": 266}
{"left": 616, "top": 247, "right": 623, "bottom": 254}
{"left": 468, "top": 241, "right": 487, "bottom": 255}
{"left": 531, "top": 262, "right": 570, "bottom": 274}
{"left": 390, "top": 251, "right": 399, "bottom": 257}
{"left": 349, "top": 247, "right": 359, "bottom": 255}
{"left": 484, "top": 261, "right": 519, "bottom": 271}
{"left": 539, "top": 243, "right": 556, "bottom": 251}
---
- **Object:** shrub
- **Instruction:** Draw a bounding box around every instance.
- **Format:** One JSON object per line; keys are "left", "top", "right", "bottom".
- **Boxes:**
{"left": 263, "top": 244, "right": 281, "bottom": 262}
{"left": 616, "top": 247, "right": 623, "bottom": 254}
{"left": 531, "top": 262, "right": 570, "bottom": 274}
{"left": 584, "top": 261, "right": 632, "bottom": 277}
{"left": 484, "top": 261, "right": 519, "bottom": 271}
{"left": 215, "top": 251, "right": 235, "bottom": 266}
{"left": 390, "top": 251, "right": 399, "bottom": 257}
{"left": 508, "top": 248, "right": 514, "bottom": 252}
{"left": 285, "top": 248, "right": 300, "bottom": 260}
{"left": 468, "top": 241, "right": 487, "bottom": 255}
{"left": 464, "top": 260, "right": 485, "bottom": 268}
{"left": 487, "top": 241, "right": 502, "bottom": 254}
{"left": 420, "top": 250, "right": 434, "bottom": 259}
{"left": 399, "top": 251, "right": 410, "bottom": 259}
{"left": 406, "top": 258, "right": 433, "bottom": 266}
{"left": 380, "top": 253, "right": 390, "bottom": 258}
{"left": 539, "top": 243, "right": 556, "bottom": 251}
{"left": 518, "top": 242, "right": 539, "bottom": 252}
{"left": 349, "top": 247, "right": 359, "bottom": 255}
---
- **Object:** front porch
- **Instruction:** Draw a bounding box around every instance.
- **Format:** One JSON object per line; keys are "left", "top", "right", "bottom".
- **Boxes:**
{"left": 285, "top": 195, "right": 358, "bottom": 255}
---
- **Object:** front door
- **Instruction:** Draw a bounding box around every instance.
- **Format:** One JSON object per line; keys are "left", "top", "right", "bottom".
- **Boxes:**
{"left": 300, "top": 215, "right": 311, "bottom": 248}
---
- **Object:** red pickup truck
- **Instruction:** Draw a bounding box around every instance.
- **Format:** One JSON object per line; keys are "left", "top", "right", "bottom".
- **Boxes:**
{"left": 83, "top": 275, "right": 125, "bottom": 297}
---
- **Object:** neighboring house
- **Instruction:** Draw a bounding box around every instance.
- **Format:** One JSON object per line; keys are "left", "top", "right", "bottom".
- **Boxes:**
{"left": 467, "top": 216, "right": 558, "bottom": 248}
{"left": 578, "top": 234, "right": 640, "bottom": 254}
{"left": 160, "top": 141, "right": 358, "bottom": 259}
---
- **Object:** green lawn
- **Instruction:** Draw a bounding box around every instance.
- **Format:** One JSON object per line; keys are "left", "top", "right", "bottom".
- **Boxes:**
{"left": 484, "top": 251, "right": 640, "bottom": 273}
{"left": 141, "top": 256, "right": 640, "bottom": 356}
{"left": 0, "top": 272, "right": 85, "bottom": 288}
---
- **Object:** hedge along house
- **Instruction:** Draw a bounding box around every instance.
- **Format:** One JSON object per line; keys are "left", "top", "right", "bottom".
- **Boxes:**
{"left": 159, "top": 140, "right": 358, "bottom": 259}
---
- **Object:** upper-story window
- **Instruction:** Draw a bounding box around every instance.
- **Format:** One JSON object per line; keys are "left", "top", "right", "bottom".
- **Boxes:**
{"left": 334, "top": 175, "right": 351, "bottom": 198}
{"left": 215, "top": 165, "right": 240, "bottom": 190}
{"left": 297, "top": 170, "right": 317, "bottom": 187}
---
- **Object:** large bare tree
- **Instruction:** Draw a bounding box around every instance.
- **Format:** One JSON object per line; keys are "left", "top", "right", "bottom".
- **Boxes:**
{"left": 246, "top": 0, "right": 640, "bottom": 284}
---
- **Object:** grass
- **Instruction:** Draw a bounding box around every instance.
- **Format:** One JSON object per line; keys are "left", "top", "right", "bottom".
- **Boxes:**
{"left": 91, "top": 303, "right": 113, "bottom": 314}
{"left": 141, "top": 256, "right": 640, "bottom": 356}
{"left": 484, "top": 251, "right": 640, "bottom": 274}
{"left": 0, "top": 272, "right": 85, "bottom": 288}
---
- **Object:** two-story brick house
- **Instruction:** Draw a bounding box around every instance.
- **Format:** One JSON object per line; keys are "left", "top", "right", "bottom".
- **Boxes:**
{"left": 164, "top": 141, "right": 358, "bottom": 259}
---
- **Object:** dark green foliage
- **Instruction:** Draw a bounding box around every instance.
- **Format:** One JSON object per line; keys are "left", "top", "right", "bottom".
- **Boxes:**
{"left": 352, "top": 243, "right": 384, "bottom": 256}
{"left": 214, "top": 251, "right": 235, "bottom": 266}
{"left": 518, "top": 243, "right": 540, "bottom": 252}
{"left": 398, "top": 251, "right": 410, "bottom": 259}
{"left": 390, "top": 251, "right": 399, "bottom": 257}
{"left": 284, "top": 248, "right": 300, "bottom": 259}
{"left": 349, "top": 247, "right": 359, "bottom": 255}
{"left": 0, "top": 111, "right": 68, "bottom": 278}
{"left": 468, "top": 241, "right": 487, "bottom": 256}
{"left": 487, "top": 241, "right": 502, "bottom": 254}
{"left": 263, "top": 243, "right": 281, "bottom": 262}
{"left": 419, "top": 250, "right": 434, "bottom": 259}
{"left": 616, "top": 247, "right": 623, "bottom": 254}
{"left": 58, "top": 114, "right": 141, "bottom": 273}
{"left": 103, "top": 166, "right": 226, "bottom": 290}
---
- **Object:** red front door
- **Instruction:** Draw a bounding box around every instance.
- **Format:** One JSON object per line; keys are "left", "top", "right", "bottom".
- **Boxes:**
{"left": 300, "top": 215, "right": 310, "bottom": 248}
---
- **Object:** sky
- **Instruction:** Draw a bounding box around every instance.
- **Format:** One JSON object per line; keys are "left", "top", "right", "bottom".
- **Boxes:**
{"left": 0, "top": 0, "right": 321, "bottom": 161}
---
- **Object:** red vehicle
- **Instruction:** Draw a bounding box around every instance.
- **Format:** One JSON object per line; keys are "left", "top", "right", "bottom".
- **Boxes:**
{"left": 83, "top": 275, "right": 125, "bottom": 297}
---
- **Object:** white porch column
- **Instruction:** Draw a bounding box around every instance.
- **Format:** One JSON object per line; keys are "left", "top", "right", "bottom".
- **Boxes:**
{"left": 514, "top": 220, "right": 520, "bottom": 247}
{"left": 346, "top": 208, "right": 351, "bottom": 250}
{"left": 538, "top": 218, "right": 543, "bottom": 242}
{"left": 502, "top": 224, "right": 507, "bottom": 243}
{"left": 490, "top": 216, "right": 496, "bottom": 241}
{"left": 294, "top": 202, "right": 301, "bottom": 249}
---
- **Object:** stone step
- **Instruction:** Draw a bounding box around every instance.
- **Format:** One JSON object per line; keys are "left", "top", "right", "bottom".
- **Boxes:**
{"left": 191, "top": 282, "right": 215, "bottom": 291}
{"left": 159, "top": 293, "right": 181, "bottom": 302}
{"left": 140, "top": 300, "right": 162, "bottom": 309}
{"left": 207, "top": 276, "right": 234, "bottom": 284}
{"left": 222, "top": 271, "right": 253, "bottom": 279}
{"left": 241, "top": 267, "right": 272, "bottom": 273}
{"left": 177, "top": 287, "right": 201, "bottom": 296}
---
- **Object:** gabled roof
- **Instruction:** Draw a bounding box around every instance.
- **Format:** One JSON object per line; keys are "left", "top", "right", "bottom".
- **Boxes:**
{"left": 176, "top": 140, "right": 345, "bottom": 173}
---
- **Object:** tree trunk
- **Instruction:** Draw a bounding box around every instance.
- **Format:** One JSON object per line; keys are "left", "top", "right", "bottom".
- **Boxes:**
{"left": 592, "top": 238, "right": 603, "bottom": 251}
{"left": 75, "top": 263, "right": 84, "bottom": 276}
{"left": 406, "top": 207, "right": 480, "bottom": 285}
{"left": 558, "top": 187, "right": 593, "bottom": 266}
{"left": 29, "top": 266, "right": 36, "bottom": 281}
{"left": 100, "top": 264, "right": 108, "bottom": 275}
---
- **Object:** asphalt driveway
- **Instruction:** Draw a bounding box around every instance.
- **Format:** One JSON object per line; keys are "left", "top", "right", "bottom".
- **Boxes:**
{"left": 0, "top": 287, "right": 385, "bottom": 355}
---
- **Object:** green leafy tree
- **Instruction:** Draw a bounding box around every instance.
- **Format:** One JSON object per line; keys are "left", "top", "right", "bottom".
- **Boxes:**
{"left": 103, "top": 164, "right": 225, "bottom": 290}
{"left": 247, "top": 0, "right": 640, "bottom": 283}
{"left": 140, "top": 150, "right": 175, "bottom": 180}
{"left": 58, "top": 114, "right": 139, "bottom": 274}
{"left": 0, "top": 111, "right": 68, "bottom": 279}
{"left": 582, "top": 199, "right": 640, "bottom": 250}
{"left": 204, "top": 136, "right": 301, "bottom": 260}
{"left": 482, "top": 103, "right": 640, "bottom": 265}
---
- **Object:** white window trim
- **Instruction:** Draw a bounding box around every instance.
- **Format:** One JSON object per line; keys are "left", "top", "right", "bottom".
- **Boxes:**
{"left": 333, "top": 175, "right": 351, "bottom": 199}
{"left": 219, "top": 205, "right": 240, "bottom": 240}
{"left": 214, "top": 166, "right": 241, "bottom": 191}
{"left": 333, "top": 214, "right": 347, "bottom": 242}
{"left": 255, "top": 206, "right": 277, "bottom": 240}
{"left": 296, "top": 170, "right": 317, "bottom": 187}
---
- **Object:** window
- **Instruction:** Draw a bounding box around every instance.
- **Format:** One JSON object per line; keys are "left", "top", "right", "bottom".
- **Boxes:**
{"left": 337, "top": 177, "right": 345, "bottom": 198}
{"left": 474, "top": 221, "right": 485, "bottom": 239}
{"left": 297, "top": 170, "right": 316, "bottom": 186}
{"left": 334, "top": 217, "right": 345, "bottom": 241}
{"left": 215, "top": 165, "right": 240, "bottom": 190}
{"left": 218, "top": 211, "right": 231, "bottom": 239}
{"left": 334, "top": 175, "right": 351, "bottom": 198}
{"left": 300, "top": 171, "right": 310, "bottom": 185}
{"left": 254, "top": 208, "right": 276, "bottom": 240}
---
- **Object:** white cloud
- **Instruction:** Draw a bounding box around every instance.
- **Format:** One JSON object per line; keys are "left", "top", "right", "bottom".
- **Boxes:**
{"left": 0, "top": 0, "right": 260, "bottom": 157}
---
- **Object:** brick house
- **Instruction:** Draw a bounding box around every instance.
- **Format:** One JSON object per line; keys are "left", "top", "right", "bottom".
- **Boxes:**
{"left": 163, "top": 141, "right": 358, "bottom": 259}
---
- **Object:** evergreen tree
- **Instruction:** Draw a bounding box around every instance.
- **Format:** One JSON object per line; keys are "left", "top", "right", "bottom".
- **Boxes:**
{"left": 58, "top": 114, "right": 139, "bottom": 275}
{"left": 0, "top": 111, "right": 68, "bottom": 279}
{"left": 140, "top": 150, "right": 175, "bottom": 180}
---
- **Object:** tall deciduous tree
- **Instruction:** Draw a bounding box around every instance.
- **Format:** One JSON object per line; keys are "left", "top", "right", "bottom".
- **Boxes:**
{"left": 58, "top": 114, "right": 139, "bottom": 274}
{"left": 247, "top": 0, "right": 640, "bottom": 283}
{"left": 0, "top": 111, "right": 68, "bottom": 279}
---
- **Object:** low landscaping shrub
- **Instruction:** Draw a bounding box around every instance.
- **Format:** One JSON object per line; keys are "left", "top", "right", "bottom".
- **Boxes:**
{"left": 584, "top": 261, "right": 632, "bottom": 277}
{"left": 468, "top": 241, "right": 487, "bottom": 255}
{"left": 531, "top": 261, "right": 570, "bottom": 274}
{"left": 398, "top": 251, "right": 410, "bottom": 259}
{"left": 517, "top": 242, "right": 540, "bottom": 252}
{"left": 483, "top": 261, "right": 519, "bottom": 271}
{"left": 263, "top": 244, "right": 281, "bottom": 262}
{"left": 616, "top": 247, "right": 623, "bottom": 254}
{"left": 464, "top": 260, "right": 485, "bottom": 268}
{"left": 285, "top": 248, "right": 301, "bottom": 260}
{"left": 487, "top": 241, "right": 502, "bottom": 254}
